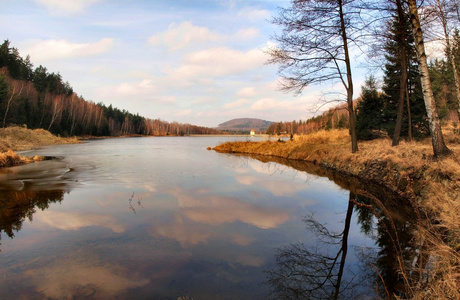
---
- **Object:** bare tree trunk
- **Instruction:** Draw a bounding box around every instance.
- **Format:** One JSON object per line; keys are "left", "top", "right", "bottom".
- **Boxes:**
{"left": 48, "top": 96, "right": 62, "bottom": 131}
{"left": 3, "top": 84, "right": 15, "bottom": 128}
{"left": 3, "top": 82, "right": 24, "bottom": 128}
{"left": 393, "top": 0, "right": 409, "bottom": 146}
{"left": 339, "top": 0, "right": 358, "bottom": 153}
{"left": 408, "top": 0, "right": 451, "bottom": 157}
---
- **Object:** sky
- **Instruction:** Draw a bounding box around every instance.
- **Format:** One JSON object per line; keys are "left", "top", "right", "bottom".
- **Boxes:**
{"left": 1, "top": 0, "right": 370, "bottom": 128}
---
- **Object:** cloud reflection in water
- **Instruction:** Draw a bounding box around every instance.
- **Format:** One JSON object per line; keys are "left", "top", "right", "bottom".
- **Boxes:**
{"left": 25, "top": 257, "right": 149, "bottom": 299}
{"left": 35, "top": 210, "right": 126, "bottom": 233}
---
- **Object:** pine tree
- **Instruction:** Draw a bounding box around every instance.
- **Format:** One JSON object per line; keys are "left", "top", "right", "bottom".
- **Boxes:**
{"left": 356, "top": 76, "right": 383, "bottom": 140}
{"left": 429, "top": 59, "right": 456, "bottom": 119}
{"left": 382, "top": 12, "right": 429, "bottom": 139}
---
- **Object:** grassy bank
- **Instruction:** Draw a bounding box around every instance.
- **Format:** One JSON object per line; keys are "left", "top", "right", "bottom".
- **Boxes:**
{"left": 0, "top": 126, "right": 80, "bottom": 167}
{"left": 214, "top": 129, "right": 460, "bottom": 299}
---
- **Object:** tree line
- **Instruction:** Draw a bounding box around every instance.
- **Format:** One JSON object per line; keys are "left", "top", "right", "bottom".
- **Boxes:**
{"left": 0, "top": 40, "right": 221, "bottom": 137}
{"left": 268, "top": 0, "right": 460, "bottom": 157}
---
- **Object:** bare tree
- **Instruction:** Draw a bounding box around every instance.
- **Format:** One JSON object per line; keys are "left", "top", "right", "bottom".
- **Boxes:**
{"left": 408, "top": 0, "right": 451, "bottom": 157}
{"left": 3, "top": 80, "right": 23, "bottom": 128}
{"left": 267, "top": 0, "right": 361, "bottom": 153}
{"left": 48, "top": 95, "right": 63, "bottom": 131}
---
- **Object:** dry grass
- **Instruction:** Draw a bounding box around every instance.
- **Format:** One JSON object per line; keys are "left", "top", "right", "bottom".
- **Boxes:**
{"left": 0, "top": 126, "right": 80, "bottom": 167}
{"left": 0, "top": 149, "right": 45, "bottom": 167}
{"left": 0, "top": 126, "right": 80, "bottom": 152}
{"left": 214, "top": 128, "right": 460, "bottom": 299}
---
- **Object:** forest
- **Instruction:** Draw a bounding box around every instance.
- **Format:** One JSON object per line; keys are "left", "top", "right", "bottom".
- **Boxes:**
{"left": 0, "top": 40, "right": 221, "bottom": 137}
{"left": 268, "top": 19, "right": 460, "bottom": 141}
{"left": 2, "top": 0, "right": 460, "bottom": 147}
{"left": 266, "top": 0, "right": 460, "bottom": 156}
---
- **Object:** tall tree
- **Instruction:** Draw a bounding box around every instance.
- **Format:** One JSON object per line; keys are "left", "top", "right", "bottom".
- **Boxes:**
{"left": 268, "top": 0, "right": 360, "bottom": 153}
{"left": 408, "top": 0, "right": 451, "bottom": 157}
{"left": 356, "top": 76, "right": 383, "bottom": 140}
{"left": 392, "top": 0, "right": 410, "bottom": 146}
{"left": 382, "top": 6, "right": 428, "bottom": 140}
{"left": 428, "top": 0, "right": 460, "bottom": 118}
{"left": 0, "top": 76, "right": 8, "bottom": 113}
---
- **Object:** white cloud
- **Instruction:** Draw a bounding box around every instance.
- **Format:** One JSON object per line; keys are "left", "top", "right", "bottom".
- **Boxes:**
{"left": 96, "top": 79, "right": 176, "bottom": 106}
{"left": 250, "top": 97, "right": 278, "bottom": 110}
{"left": 98, "top": 79, "right": 152, "bottom": 96}
{"left": 237, "top": 86, "right": 257, "bottom": 97}
{"left": 426, "top": 40, "right": 446, "bottom": 60}
{"left": 148, "top": 21, "right": 220, "bottom": 51}
{"left": 173, "top": 109, "right": 193, "bottom": 117}
{"left": 235, "top": 28, "right": 260, "bottom": 40}
{"left": 224, "top": 98, "right": 250, "bottom": 109}
{"left": 237, "top": 7, "right": 271, "bottom": 20}
{"left": 166, "top": 47, "right": 268, "bottom": 80}
{"left": 26, "top": 38, "right": 114, "bottom": 62}
{"left": 33, "top": 0, "right": 102, "bottom": 14}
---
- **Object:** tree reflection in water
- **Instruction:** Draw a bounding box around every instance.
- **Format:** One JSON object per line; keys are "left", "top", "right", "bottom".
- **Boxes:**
{"left": 352, "top": 192, "right": 422, "bottom": 299}
{"left": 265, "top": 188, "right": 423, "bottom": 300}
{"left": 0, "top": 189, "right": 65, "bottom": 250}
{"left": 265, "top": 192, "right": 360, "bottom": 300}
{"left": 251, "top": 156, "right": 425, "bottom": 299}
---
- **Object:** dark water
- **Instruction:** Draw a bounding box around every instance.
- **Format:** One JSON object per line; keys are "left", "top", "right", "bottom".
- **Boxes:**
{"left": 0, "top": 137, "right": 419, "bottom": 299}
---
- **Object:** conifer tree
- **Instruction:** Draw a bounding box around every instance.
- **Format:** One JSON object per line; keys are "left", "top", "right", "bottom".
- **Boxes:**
{"left": 382, "top": 11, "right": 429, "bottom": 139}
{"left": 356, "top": 76, "right": 383, "bottom": 140}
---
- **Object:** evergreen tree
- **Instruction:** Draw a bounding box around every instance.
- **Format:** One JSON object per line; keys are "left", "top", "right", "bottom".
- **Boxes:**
{"left": 381, "top": 12, "right": 429, "bottom": 139}
{"left": 0, "top": 40, "right": 33, "bottom": 81}
{"left": 0, "top": 76, "right": 8, "bottom": 107}
{"left": 429, "top": 59, "right": 455, "bottom": 119}
{"left": 356, "top": 76, "right": 383, "bottom": 140}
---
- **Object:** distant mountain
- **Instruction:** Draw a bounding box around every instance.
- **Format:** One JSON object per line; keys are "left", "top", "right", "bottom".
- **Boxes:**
{"left": 217, "top": 118, "right": 274, "bottom": 133}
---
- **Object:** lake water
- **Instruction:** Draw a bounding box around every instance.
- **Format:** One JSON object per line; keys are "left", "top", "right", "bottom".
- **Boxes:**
{"left": 0, "top": 137, "right": 418, "bottom": 299}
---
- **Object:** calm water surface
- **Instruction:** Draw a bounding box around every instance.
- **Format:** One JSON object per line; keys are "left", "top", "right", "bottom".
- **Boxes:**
{"left": 0, "top": 137, "right": 417, "bottom": 299}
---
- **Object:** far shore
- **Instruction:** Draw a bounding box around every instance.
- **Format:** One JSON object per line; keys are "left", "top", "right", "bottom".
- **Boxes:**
{"left": 0, "top": 126, "right": 275, "bottom": 168}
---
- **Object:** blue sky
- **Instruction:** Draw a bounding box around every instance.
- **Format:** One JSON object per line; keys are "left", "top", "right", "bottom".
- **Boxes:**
{"left": 2, "top": 0, "right": 370, "bottom": 127}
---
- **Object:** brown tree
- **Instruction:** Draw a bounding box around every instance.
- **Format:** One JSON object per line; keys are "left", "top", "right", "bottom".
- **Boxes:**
{"left": 268, "top": 0, "right": 360, "bottom": 153}
{"left": 392, "top": 0, "right": 410, "bottom": 146}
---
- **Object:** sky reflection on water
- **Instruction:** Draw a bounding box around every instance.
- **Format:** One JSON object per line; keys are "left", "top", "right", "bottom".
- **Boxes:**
{"left": 0, "top": 137, "right": 405, "bottom": 299}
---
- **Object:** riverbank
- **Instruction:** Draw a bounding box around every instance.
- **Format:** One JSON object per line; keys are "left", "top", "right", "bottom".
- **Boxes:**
{"left": 0, "top": 126, "right": 80, "bottom": 167}
{"left": 213, "top": 129, "right": 460, "bottom": 299}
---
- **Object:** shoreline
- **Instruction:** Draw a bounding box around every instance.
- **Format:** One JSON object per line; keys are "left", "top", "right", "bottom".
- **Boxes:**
{"left": 1, "top": 126, "right": 458, "bottom": 297}
{"left": 0, "top": 126, "right": 80, "bottom": 168}
{"left": 213, "top": 129, "right": 460, "bottom": 298}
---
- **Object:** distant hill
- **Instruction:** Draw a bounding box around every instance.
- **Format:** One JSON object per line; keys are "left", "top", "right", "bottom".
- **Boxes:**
{"left": 217, "top": 118, "right": 274, "bottom": 133}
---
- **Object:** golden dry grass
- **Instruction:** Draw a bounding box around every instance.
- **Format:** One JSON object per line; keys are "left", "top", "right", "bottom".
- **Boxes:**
{"left": 0, "top": 126, "right": 80, "bottom": 167}
{"left": 214, "top": 128, "right": 460, "bottom": 299}
{"left": 0, "top": 126, "right": 80, "bottom": 152}
{"left": 0, "top": 149, "right": 45, "bottom": 167}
